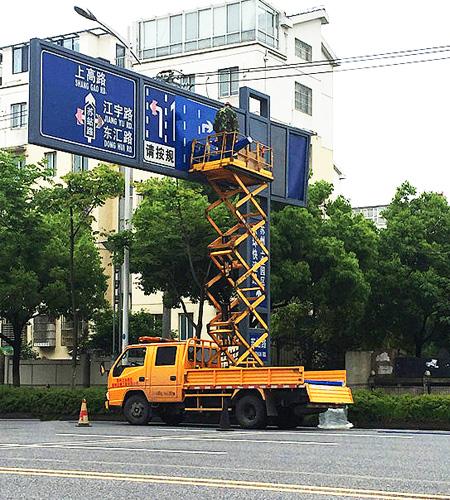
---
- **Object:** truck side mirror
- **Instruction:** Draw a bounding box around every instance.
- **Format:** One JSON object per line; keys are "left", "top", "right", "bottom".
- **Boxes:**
{"left": 100, "top": 361, "right": 109, "bottom": 376}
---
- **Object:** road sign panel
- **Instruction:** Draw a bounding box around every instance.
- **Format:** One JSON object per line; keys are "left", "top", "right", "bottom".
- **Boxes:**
{"left": 143, "top": 84, "right": 218, "bottom": 172}
{"left": 37, "top": 49, "right": 137, "bottom": 161}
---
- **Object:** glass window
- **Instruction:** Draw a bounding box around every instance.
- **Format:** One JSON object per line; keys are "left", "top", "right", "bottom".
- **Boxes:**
{"left": 213, "top": 6, "right": 227, "bottom": 36}
{"left": 44, "top": 152, "right": 57, "bottom": 176}
{"left": 72, "top": 154, "right": 88, "bottom": 172}
{"left": 227, "top": 3, "right": 240, "bottom": 33}
{"left": 157, "top": 17, "right": 169, "bottom": 46}
{"left": 112, "top": 347, "right": 147, "bottom": 377}
{"left": 155, "top": 346, "right": 177, "bottom": 366}
{"left": 242, "top": 1, "right": 256, "bottom": 30}
{"left": 10, "top": 102, "right": 27, "bottom": 128}
{"left": 12, "top": 45, "right": 28, "bottom": 74}
{"left": 180, "top": 74, "right": 195, "bottom": 91}
{"left": 295, "top": 82, "right": 312, "bottom": 115}
{"left": 218, "top": 67, "right": 239, "bottom": 97}
{"left": 170, "top": 15, "right": 182, "bottom": 44}
{"left": 179, "top": 313, "right": 194, "bottom": 341}
{"left": 57, "top": 37, "right": 80, "bottom": 52}
{"left": 295, "top": 39, "right": 312, "bottom": 62}
{"left": 186, "top": 12, "right": 198, "bottom": 41}
{"left": 144, "top": 20, "right": 157, "bottom": 50}
{"left": 116, "top": 44, "right": 126, "bottom": 67}
{"left": 199, "top": 9, "right": 212, "bottom": 39}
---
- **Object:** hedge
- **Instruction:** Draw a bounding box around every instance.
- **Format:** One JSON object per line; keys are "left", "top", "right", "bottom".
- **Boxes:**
{"left": 348, "top": 390, "right": 450, "bottom": 429}
{"left": 1, "top": 387, "right": 450, "bottom": 428}
{"left": 0, "top": 386, "right": 108, "bottom": 419}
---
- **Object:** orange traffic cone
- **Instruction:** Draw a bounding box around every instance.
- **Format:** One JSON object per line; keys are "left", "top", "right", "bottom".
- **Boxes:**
{"left": 77, "top": 398, "right": 91, "bottom": 427}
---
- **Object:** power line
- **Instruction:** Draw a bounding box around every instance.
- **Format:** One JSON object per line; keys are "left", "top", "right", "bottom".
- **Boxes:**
{"left": 170, "top": 43, "right": 450, "bottom": 80}
{"left": 194, "top": 53, "right": 450, "bottom": 88}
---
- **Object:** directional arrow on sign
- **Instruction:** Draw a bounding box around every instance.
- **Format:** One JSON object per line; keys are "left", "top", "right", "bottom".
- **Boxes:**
{"left": 85, "top": 93, "right": 96, "bottom": 106}
{"left": 149, "top": 99, "right": 163, "bottom": 139}
{"left": 201, "top": 120, "right": 213, "bottom": 134}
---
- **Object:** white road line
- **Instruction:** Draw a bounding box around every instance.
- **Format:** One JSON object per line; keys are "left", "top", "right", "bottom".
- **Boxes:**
{"left": 3, "top": 457, "right": 450, "bottom": 487}
{"left": 233, "top": 430, "right": 414, "bottom": 440}
{"left": 0, "top": 443, "right": 226, "bottom": 455}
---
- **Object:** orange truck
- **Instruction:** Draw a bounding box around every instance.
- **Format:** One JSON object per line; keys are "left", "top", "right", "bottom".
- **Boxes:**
{"left": 106, "top": 336, "right": 353, "bottom": 429}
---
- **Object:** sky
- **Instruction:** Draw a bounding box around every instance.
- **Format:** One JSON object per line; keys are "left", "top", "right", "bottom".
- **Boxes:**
{"left": 1, "top": 0, "right": 450, "bottom": 206}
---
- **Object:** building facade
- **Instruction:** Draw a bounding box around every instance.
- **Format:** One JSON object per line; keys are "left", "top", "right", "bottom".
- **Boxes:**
{"left": 352, "top": 205, "right": 388, "bottom": 229}
{"left": 0, "top": 0, "right": 338, "bottom": 359}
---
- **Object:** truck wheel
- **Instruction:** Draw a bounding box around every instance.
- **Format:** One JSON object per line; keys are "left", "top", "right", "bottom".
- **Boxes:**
{"left": 235, "top": 394, "right": 267, "bottom": 429}
{"left": 123, "top": 394, "right": 150, "bottom": 425}
{"left": 160, "top": 411, "right": 185, "bottom": 426}
{"left": 276, "top": 408, "right": 303, "bottom": 429}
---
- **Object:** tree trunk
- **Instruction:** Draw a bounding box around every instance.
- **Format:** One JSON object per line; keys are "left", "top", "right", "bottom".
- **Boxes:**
{"left": 12, "top": 322, "right": 23, "bottom": 387}
{"left": 195, "top": 289, "right": 206, "bottom": 338}
{"left": 70, "top": 206, "right": 78, "bottom": 389}
{"left": 162, "top": 295, "right": 171, "bottom": 339}
{"left": 415, "top": 341, "right": 424, "bottom": 358}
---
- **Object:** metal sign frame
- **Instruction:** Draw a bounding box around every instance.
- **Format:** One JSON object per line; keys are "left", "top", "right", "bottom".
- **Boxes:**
{"left": 29, "top": 38, "right": 311, "bottom": 206}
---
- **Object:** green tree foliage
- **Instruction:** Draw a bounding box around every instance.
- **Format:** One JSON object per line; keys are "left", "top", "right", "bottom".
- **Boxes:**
{"left": 126, "top": 177, "right": 230, "bottom": 337}
{"left": 43, "top": 165, "right": 124, "bottom": 386}
{"left": 271, "top": 181, "right": 378, "bottom": 368}
{"left": 0, "top": 152, "right": 58, "bottom": 385}
{"left": 213, "top": 104, "right": 239, "bottom": 133}
{"left": 368, "top": 182, "right": 450, "bottom": 357}
{"left": 88, "top": 308, "right": 164, "bottom": 355}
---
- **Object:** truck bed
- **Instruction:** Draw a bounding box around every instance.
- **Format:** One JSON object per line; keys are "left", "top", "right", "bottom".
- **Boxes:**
{"left": 184, "top": 366, "right": 304, "bottom": 389}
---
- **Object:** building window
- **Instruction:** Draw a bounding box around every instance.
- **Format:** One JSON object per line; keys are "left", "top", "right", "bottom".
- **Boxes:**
{"left": 12, "top": 45, "right": 29, "bottom": 74}
{"left": 295, "top": 39, "right": 312, "bottom": 62}
{"left": 72, "top": 154, "right": 88, "bottom": 172}
{"left": 257, "top": 2, "right": 278, "bottom": 48}
{"left": 33, "top": 315, "right": 56, "bottom": 348}
{"left": 10, "top": 102, "right": 27, "bottom": 128}
{"left": 15, "top": 157, "right": 26, "bottom": 169}
{"left": 180, "top": 74, "right": 195, "bottom": 91}
{"left": 138, "top": 1, "right": 277, "bottom": 60}
{"left": 178, "top": 313, "right": 194, "bottom": 341}
{"left": 295, "top": 82, "right": 312, "bottom": 115}
{"left": 55, "top": 37, "right": 80, "bottom": 52}
{"left": 116, "top": 44, "right": 126, "bottom": 67}
{"left": 45, "top": 152, "right": 57, "bottom": 176}
{"left": 218, "top": 67, "right": 239, "bottom": 97}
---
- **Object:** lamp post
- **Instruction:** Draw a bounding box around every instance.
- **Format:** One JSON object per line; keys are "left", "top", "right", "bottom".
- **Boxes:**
{"left": 74, "top": 6, "right": 138, "bottom": 353}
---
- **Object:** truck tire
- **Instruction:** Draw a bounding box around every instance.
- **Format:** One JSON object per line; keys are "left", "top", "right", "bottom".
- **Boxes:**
{"left": 235, "top": 394, "right": 267, "bottom": 429}
{"left": 123, "top": 394, "right": 150, "bottom": 425}
{"left": 276, "top": 408, "right": 303, "bottom": 429}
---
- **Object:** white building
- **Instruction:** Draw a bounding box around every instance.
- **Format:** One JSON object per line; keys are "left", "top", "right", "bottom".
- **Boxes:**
{"left": 353, "top": 205, "right": 388, "bottom": 229}
{"left": 0, "top": 0, "right": 339, "bottom": 358}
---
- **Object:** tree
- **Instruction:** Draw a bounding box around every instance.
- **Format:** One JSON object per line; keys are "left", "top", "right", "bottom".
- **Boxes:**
{"left": 88, "top": 308, "right": 164, "bottom": 355}
{"left": 0, "top": 152, "right": 59, "bottom": 385}
{"left": 125, "top": 177, "right": 229, "bottom": 338}
{"left": 43, "top": 165, "right": 124, "bottom": 386}
{"left": 368, "top": 182, "right": 450, "bottom": 357}
{"left": 271, "top": 181, "right": 377, "bottom": 368}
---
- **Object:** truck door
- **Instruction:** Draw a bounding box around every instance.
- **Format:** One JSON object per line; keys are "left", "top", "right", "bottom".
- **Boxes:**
{"left": 149, "top": 345, "right": 182, "bottom": 402}
{"left": 108, "top": 347, "right": 149, "bottom": 406}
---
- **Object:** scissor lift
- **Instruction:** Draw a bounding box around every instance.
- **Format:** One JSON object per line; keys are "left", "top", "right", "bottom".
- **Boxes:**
{"left": 190, "top": 132, "right": 273, "bottom": 367}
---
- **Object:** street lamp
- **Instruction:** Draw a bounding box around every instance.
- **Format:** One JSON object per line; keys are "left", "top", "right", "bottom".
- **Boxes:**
{"left": 74, "top": 6, "right": 138, "bottom": 354}
{"left": 73, "top": 6, "right": 141, "bottom": 65}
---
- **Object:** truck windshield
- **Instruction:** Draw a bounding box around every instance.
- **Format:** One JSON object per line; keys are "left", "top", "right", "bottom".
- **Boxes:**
{"left": 112, "top": 347, "right": 147, "bottom": 377}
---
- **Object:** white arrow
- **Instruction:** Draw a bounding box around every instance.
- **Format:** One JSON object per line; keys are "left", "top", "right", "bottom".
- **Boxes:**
{"left": 201, "top": 120, "right": 213, "bottom": 134}
{"left": 85, "top": 93, "right": 96, "bottom": 106}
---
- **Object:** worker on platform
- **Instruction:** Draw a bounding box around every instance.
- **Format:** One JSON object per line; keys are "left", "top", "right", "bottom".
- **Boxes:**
{"left": 213, "top": 102, "right": 239, "bottom": 155}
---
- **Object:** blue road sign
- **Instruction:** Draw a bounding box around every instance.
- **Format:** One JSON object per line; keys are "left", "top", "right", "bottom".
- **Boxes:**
{"left": 249, "top": 333, "right": 268, "bottom": 362}
{"left": 143, "top": 84, "right": 218, "bottom": 172}
{"left": 37, "top": 49, "right": 137, "bottom": 161}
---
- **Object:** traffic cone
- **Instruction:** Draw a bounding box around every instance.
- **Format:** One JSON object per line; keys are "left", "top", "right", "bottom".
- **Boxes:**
{"left": 217, "top": 398, "right": 233, "bottom": 431}
{"left": 77, "top": 398, "right": 91, "bottom": 427}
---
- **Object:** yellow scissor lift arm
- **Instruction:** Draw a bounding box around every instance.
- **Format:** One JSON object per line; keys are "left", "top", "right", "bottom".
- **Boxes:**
{"left": 190, "top": 132, "right": 273, "bottom": 368}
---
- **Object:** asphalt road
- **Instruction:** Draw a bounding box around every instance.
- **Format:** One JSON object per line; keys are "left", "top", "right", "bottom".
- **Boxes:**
{"left": 0, "top": 419, "right": 449, "bottom": 499}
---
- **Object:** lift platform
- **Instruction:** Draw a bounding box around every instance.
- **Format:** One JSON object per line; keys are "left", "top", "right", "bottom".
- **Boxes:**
{"left": 190, "top": 132, "right": 273, "bottom": 368}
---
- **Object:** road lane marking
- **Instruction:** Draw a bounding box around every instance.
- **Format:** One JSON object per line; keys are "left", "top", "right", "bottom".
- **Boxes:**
{"left": 0, "top": 443, "right": 226, "bottom": 455}
{"left": 3, "top": 457, "right": 450, "bottom": 486}
{"left": 56, "top": 432, "right": 337, "bottom": 446}
{"left": 0, "top": 466, "right": 448, "bottom": 499}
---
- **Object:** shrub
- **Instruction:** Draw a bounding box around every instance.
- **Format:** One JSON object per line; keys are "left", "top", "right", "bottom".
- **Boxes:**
{"left": 0, "top": 386, "right": 107, "bottom": 419}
